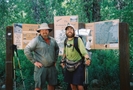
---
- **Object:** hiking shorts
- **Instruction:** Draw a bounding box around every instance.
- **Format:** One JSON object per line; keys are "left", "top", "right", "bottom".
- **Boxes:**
{"left": 34, "top": 65, "right": 58, "bottom": 88}
{"left": 64, "top": 62, "right": 85, "bottom": 85}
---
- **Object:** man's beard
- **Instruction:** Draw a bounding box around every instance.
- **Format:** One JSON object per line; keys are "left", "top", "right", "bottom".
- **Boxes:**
{"left": 66, "top": 32, "right": 75, "bottom": 38}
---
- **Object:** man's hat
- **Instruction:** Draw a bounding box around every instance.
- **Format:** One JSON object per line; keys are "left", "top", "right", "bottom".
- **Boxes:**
{"left": 37, "top": 23, "right": 52, "bottom": 32}
{"left": 65, "top": 23, "right": 75, "bottom": 31}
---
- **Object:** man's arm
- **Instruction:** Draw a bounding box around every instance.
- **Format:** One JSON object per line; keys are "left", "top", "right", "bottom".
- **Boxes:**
{"left": 78, "top": 38, "right": 91, "bottom": 66}
{"left": 24, "top": 38, "right": 37, "bottom": 64}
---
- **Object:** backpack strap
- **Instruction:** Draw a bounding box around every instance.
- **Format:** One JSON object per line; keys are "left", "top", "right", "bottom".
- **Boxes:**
{"left": 74, "top": 37, "right": 83, "bottom": 58}
{"left": 64, "top": 38, "right": 68, "bottom": 48}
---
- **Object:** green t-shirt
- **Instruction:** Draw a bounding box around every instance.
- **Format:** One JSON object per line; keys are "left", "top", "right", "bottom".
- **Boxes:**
{"left": 64, "top": 37, "right": 88, "bottom": 62}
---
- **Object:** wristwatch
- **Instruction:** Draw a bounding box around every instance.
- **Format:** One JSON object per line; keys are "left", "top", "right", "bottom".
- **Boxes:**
{"left": 86, "top": 58, "right": 90, "bottom": 60}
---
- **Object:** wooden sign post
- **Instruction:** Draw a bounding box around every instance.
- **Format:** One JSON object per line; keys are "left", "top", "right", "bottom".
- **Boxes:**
{"left": 6, "top": 26, "right": 14, "bottom": 90}
{"left": 5, "top": 22, "right": 130, "bottom": 90}
{"left": 119, "top": 23, "right": 130, "bottom": 90}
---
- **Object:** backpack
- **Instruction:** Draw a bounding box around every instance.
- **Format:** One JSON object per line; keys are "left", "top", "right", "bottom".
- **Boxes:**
{"left": 64, "top": 36, "right": 84, "bottom": 59}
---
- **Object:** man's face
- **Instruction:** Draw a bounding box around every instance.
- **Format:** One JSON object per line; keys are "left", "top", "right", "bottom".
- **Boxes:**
{"left": 66, "top": 26, "right": 74, "bottom": 38}
{"left": 40, "top": 29, "right": 49, "bottom": 38}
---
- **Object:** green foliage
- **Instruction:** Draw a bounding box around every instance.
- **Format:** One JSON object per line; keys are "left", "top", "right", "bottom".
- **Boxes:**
{"left": 0, "top": 51, "right": 5, "bottom": 77}
{"left": 0, "top": 0, "right": 133, "bottom": 89}
{"left": 88, "top": 50, "right": 120, "bottom": 89}
{"left": 13, "top": 50, "right": 34, "bottom": 89}
{"left": 56, "top": 56, "right": 68, "bottom": 89}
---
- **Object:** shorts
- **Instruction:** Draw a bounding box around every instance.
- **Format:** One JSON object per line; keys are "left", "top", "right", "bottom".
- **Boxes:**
{"left": 34, "top": 65, "right": 58, "bottom": 88}
{"left": 64, "top": 62, "right": 85, "bottom": 85}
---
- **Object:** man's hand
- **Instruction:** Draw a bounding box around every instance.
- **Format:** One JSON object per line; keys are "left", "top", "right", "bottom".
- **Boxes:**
{"left": 34, "top": 62, "right": 43, "bottom": 68}
{"left": 85, "top": 59, "right": 91, "bottom": 66}
{"left": 60, "top": 63, "right": 65, "bottom": 68}
{"left": 60, "top": 58, "right": 66, "bottom": 68}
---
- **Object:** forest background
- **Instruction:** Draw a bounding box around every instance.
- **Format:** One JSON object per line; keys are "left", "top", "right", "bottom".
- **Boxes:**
{"left": 0, "top": 0, "right": 133, "bottom": 90}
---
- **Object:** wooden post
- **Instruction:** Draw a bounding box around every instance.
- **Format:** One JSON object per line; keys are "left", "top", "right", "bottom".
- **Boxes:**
{"left": 79, "top": 23, "right": 85, "bottom": 29}
{"left": 48, "top": 23, "right": 54, "bottom": 37}
{"left": 6, "top": 26, "right": 13, "bottom": 90}
{"left": 119, "top": 23, "right": 130, "bottom": 90}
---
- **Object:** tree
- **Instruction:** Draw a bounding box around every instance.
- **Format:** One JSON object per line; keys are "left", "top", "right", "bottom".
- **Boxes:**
{"left": 0, "top": 0, "right": 133, "bottom": 89}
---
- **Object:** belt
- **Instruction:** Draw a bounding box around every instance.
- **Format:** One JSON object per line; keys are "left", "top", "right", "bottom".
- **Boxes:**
{"left": 66, "top": 59, "right": 82, "bottom": 64}
{"left": 44, "top": 62, "right": 55, "bottom": 68}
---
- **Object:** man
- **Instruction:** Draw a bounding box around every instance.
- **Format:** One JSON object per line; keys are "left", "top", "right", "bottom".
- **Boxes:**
{"left": 24, "top": 23, "right": 59, "bottom": 90}
{"left": 60, "top": 24, "right": 91, "bottom": 90}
